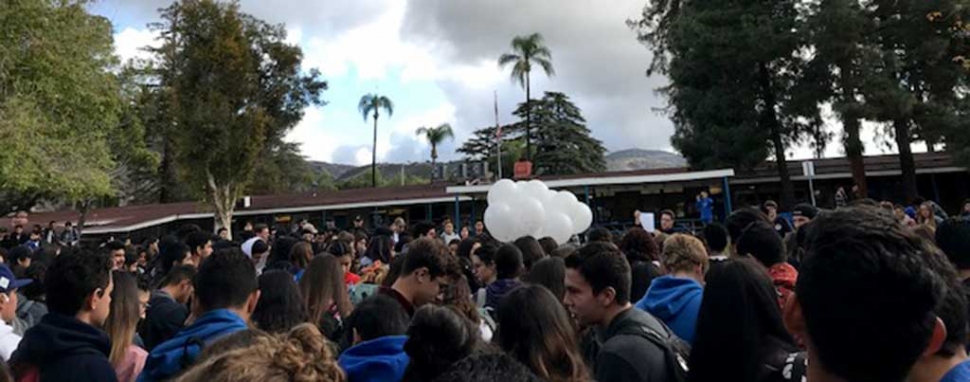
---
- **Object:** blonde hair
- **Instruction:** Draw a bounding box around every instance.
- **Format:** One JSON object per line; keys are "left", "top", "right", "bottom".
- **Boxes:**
{"left": 661, "top": 234, "right": 709, "bottom": 274}
{"left": 176, "top": 323, "right": 345, "bottom": 382}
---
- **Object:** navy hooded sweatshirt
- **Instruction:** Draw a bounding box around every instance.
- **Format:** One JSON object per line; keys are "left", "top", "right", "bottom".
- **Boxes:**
{"left": 9, "top": 312, "right": 118, "bottom": 382}
{"left": 634, "top": 275, "right": 703, "bottom": 344}
{"left": 338, "top": 335, "right": 409, "bottom": 382}
{"left": 484, "top": 278, "right": 521, "bottom": 312}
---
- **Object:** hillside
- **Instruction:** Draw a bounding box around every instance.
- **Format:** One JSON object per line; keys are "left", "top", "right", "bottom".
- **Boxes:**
{"left": 605, "top": 149, "right": 687, "bottom": 171}
{"left": 308, "top": 148, "right": 688, "bottom": 182}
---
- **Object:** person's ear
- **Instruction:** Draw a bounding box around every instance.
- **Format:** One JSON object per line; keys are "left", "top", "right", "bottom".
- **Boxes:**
{"left": 87, "top": 288, "right": 103, "bottom": 312}
{"left": 246, "top": 290, "right": 261, "bottom": 314}
{"left": 922, "top": 317, "right": 947, "bottom": 357}
{"left": 415, "top": 267, "right": 429, "bottom": 283}
{"left": 352, "top": 328, "right": 362, "bottom": 345}
{"left": 597, "top": 287, "right": 617, "bottom": 307}
{"left": 783, "top": 293, "right": 806, "bottom": 337}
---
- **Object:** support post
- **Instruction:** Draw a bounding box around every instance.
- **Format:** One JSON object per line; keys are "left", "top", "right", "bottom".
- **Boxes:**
{"left": 454, "top": 194, "right": 461, "bottom": 230}
{"left": 723, "top": 177, "right": 733, "bottom": 218}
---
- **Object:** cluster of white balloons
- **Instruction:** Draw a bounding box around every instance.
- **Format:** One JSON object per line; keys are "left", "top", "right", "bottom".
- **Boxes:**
{"left": 484, "top": 179, "right": 593, "bottom": 244}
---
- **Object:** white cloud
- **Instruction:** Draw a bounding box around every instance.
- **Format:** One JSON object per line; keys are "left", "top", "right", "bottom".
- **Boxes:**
{"left": 114, "top": 27, "right": 159, "bottom": 63}
{"left": 301, "top": 0, "right": 436, "bottom": 81}
{"left": 284, "top": 107, "right": 340, "bottom": 162}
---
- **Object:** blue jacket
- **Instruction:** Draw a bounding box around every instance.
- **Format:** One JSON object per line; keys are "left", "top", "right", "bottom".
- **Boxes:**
{"left": 634, "top": 275, "right": 703, "bottom": 344}
{"left": 338, "top": 335, "right": 409, "bottom": 382}
{"left": 9, "top": 313, "right": 118, "bottom": 382}
{"left": 696, "top": 197, "right": 714, "bottom": 222}
{"left": 139, "top": 309, "right": 248, "bottom": 382}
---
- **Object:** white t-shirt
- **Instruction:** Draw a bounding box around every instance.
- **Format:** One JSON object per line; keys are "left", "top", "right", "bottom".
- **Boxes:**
{"left": 0, "top": 318, "right": 22, "bottom": 361}
{"left": 442, "top": 232, "right": 460, "bottom": 244}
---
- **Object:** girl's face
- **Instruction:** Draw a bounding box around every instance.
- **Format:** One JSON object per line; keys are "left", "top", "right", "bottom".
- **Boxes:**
{"left": 919, "top": 205, "right": 932, "bottom": 218}
{"left": 339, "top": 255, "right": 352, "bottom": 274}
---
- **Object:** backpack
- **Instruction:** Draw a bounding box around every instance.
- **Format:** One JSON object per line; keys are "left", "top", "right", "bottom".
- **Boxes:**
{"left": 614, "top": 316, "right": 691, "bottom": 382}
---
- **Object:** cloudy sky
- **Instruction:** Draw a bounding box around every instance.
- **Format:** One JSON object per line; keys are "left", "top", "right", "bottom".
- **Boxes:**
{"left": 92, "top": 0, "right": 909, "bottom": 166}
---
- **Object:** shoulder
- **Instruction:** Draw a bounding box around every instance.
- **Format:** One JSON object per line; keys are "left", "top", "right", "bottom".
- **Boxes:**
{"left": 601, "top": 331, "right": 666, "bottom": 365}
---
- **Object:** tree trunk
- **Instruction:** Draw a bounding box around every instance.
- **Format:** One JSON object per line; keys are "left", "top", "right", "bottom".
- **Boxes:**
{"left": 372, "top": 111, "right": 379, "bottom": 188}
{"left": 894, "top": 118, "right": 918, "bottom": 202}
{"left": 525, "top": 71, "right": 532, "bottom": 162}
{"left": 207, "top": 171, "right": 235, "bottom": 240}
{"left": 758, "top": 63, "right": 795, "bottom": 209}
{"left": 844, "top": 116, "right": 867, "bottom": 198}
{"left": 159, "top": 135, "right": 178, "bottom": 203}
{"left": 76, "top": 199, "right": 92, "bottom": 240}
{"left": 431, "top": 144, "right": 438, "bottom": 181}
{"left": 837, "top": 62, "right": 867, "bottom": 198}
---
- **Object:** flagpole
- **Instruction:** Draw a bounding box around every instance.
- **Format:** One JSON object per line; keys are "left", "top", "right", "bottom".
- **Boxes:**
{"left": 495, "top": 90, "right": 502, "bottom": 180}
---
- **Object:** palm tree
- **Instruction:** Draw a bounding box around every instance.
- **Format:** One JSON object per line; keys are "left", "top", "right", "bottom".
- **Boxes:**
{"left": 416, "top": 123, "right": 455, "bottom": 180}
{"left": 358, "top": 94, "right": 394, "bottom": 187}
{"left": 498, "top": 33, "right": 555, "bottom": 162}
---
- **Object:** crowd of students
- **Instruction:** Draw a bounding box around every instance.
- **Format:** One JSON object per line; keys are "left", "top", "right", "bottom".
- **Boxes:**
{"left": 0, "top": 196, "right": 967, "bottom": 382}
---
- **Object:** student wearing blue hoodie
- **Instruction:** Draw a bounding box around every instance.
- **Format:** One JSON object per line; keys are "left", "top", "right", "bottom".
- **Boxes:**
{"left": 139, "top": 248, "right": 259, "bottom": 382}
{"left": 635, "top": 234, "right": 708, "bottom": 344}
{"left": 339, "top": 294, "right": 411, "bottom": 382}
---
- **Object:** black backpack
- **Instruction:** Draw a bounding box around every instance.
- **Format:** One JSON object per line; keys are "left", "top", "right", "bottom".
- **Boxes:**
{"left": 614, "top": 316, "right": 691, "bottom": 382}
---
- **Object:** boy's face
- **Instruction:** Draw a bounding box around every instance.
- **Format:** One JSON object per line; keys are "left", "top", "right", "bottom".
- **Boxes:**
{"left": 1, "top": 290, "right": 17, "bottom": 323}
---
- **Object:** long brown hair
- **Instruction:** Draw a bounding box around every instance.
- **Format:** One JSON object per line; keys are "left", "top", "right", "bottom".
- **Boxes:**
{"left": 105, "top": 271, "right": 139, "bottom": 367}
{"left": 299, "top": 255, "right": 352, "bottom": 326}
{"left": 495, "top": 284, "right": 591, "bottom": 382}
{"left": 290, "top": 242, "right": 314, "bottom": 271}
{"left": 441, "top": 274, "right": 480, "bottom": 325}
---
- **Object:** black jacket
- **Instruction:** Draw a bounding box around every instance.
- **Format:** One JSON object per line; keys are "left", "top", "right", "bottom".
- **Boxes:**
{"left": 9, "top": 312, "right": 118, "bottom": 382}
{"left": 582, "top": 308, "right": 672, "bottom": 382}
{"left": 139, "top": 290, "right": 188, "bottom": 351}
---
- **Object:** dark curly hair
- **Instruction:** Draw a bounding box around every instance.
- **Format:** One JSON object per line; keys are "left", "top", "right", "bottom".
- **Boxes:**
{"left": 619, "top": 228, "right": 659, "bottom": 263}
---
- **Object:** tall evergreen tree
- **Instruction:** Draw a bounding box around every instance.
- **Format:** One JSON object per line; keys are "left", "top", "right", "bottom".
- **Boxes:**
{"left": 632, "top": 0, "right": 804, "bottom": 208}
{"left": 512, "top": 92, "right": 607, "bottom": 175}
{"left": 863, "top": 0, "right": 968, "bottom": 201}
{"left": 456, "top": 125, "right": 522, "bottom": 178}
{"left": 799, "top": 0, "right": 879, "bottom": 196}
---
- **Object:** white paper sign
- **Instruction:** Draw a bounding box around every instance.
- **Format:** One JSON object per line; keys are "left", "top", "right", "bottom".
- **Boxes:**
{"left": 641, "top": 212, "right": 656, "bottom": 233}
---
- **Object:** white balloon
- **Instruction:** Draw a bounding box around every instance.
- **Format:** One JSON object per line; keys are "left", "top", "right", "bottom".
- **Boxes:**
{"left": 513, "top": 197, "right": 546, "bottom": 239}
{"left": 545, "top": 212, "right": 575, "bottom": 245}
{"left": 487, "top": 179, "right": 518, "bottom": 206}
{"left": 484, "top": 203, "right": 514, "bottom": 241}
{"left": 520, "top": 180, "right": 549, "bottom": 200}
{"left": 570, "top": 202, "right": 594, "bottom": 234}
{"left": 550, "top": 191, "right": 579, "bottom": 213}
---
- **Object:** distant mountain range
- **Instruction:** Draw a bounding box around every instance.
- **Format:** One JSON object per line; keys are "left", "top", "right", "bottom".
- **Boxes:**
{"left": 605, "top": 149, "right": 688, "bottom": 172}
{"left": 309, "top": 149, "right": 687, "bottom": 182}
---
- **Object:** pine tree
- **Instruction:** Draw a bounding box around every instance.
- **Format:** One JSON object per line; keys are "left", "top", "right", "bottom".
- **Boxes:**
{"left": 512, "top": 92, "right": 607, "bottom": 175}
{"left": 632, "top": 0, "right": 805, "bottom": 208}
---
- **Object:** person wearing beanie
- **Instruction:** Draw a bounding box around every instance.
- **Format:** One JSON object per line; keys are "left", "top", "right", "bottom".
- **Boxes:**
{"left": 791, "top": 204, "right": 818, "bottom": 229}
